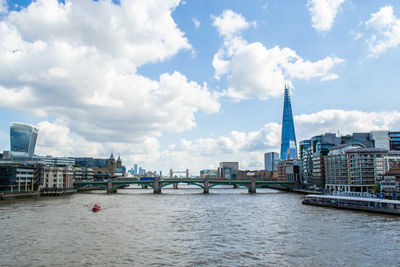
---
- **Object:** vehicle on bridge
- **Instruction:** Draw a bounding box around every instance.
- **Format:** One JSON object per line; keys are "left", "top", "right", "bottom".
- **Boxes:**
{"left": 140, "top": 177, "right": 155, "bottom": 181}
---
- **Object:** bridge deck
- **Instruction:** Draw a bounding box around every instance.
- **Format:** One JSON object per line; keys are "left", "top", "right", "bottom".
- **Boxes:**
{"left": 74, "top": 179, "right": 294, "bottom": 186}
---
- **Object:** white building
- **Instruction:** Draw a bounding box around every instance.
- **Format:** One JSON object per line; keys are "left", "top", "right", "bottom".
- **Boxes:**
{"left": 370, "top": 130, "right": 390, "bottom": 150}
{"left": 40, "top": 166, "right": 73, "bottom": 191}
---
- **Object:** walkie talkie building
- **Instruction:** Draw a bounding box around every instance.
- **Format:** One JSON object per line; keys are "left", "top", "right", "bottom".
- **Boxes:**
{"left": 10, "top": 122, "right": 38, "bottom": 157}
{"left": 280, "top": 85, "right": 297, "bottom": 160}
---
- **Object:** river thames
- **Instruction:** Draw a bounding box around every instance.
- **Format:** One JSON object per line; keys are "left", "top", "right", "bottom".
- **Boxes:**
{"left": 1, "top": 186, "right": 400, "bottom": 266}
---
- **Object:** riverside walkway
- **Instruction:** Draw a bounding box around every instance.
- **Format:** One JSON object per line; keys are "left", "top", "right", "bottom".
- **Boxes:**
{"left": 74, "top": 178, "right": 295, "bottom": 194}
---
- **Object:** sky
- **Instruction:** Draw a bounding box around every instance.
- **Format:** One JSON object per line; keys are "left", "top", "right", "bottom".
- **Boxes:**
{"left": 0, "top": 0, "right": 400, "bottom": 175}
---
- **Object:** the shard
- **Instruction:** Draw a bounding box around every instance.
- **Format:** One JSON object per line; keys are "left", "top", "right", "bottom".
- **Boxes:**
{"left": 280, "top": 85, "right": 297, "bottom": 160}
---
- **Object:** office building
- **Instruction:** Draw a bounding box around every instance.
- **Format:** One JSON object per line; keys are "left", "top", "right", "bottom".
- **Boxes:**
{"left": 370, "top": 130, "right": 390, "bottom": 150}
{"left": 218, "top": 162, "right": 239, "bottom": 179}
{"left": 39, "top": 165, "right": 74, "bottom": 191}
{"left": 276, "top": 160, "right": 300, "bottom": 183}
{"left": 389, "top": 131, "right": 400, "bottom": 150}
{"left": 10, "top": 122, "right": 38, "bottom": 157}
{"left": 299, "top": 133, "right": 341, "bottom": 188}
{"left": 73, "top": 157, "right": 108, "bottom": 168}
{"left": 73, "top": 167, "right": 94, "bottom": 181}
{"left": 325, "top": 147, "right": 387, "bottom": 192}
{"left": 340, "top": 133, "right": 374, "bottom": 148}
{"left": 0, "top": 163, "right": 39, "bottom": 192}
{"left": 40, "top": 156, "right": 75, "bottom": 166}
{"left": 280, "top": 85, "right": 297, "bottom": 160}
{"left": 264, "top": 152, "right": 279, "bottom": 171}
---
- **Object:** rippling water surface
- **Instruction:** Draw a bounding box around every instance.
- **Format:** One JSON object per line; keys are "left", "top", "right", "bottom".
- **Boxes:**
{"left": 1, "top": 186, "right": 400, "bottom": 266}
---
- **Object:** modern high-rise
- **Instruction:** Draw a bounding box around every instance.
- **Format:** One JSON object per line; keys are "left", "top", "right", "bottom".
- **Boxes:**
{"left": 389, "top": 131, "right": 400, "bottom": 150}
{"left": 264, "top": 152, "right": 279, "bottom": 171}
{"left": 370, "top": 130, "right": 390, "bottom": 150}
{"left": 280, "top": 85, "right": 297, "bottom": 160}
{"left": 299, "top": 133, "right": 341, "bottom": 188}
{"left": 10, "top": 122, "right": 38, "bottom": 157}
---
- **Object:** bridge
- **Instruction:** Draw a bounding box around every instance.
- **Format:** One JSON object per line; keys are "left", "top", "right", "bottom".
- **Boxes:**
{"left": 73, "top": 178, "right": 295, "bottom": 194}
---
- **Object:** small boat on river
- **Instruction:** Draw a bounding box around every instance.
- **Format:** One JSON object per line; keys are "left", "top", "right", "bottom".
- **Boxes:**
{"left": 92, "top": 204, "right": 101, "bottom": 212}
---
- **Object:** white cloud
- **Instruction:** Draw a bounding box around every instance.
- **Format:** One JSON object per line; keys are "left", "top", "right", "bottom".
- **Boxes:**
{"left": 192, "top": 17, "right": 200, "bottom": 28}
{"left": 212, "top": 10, "right": 344, "bottom": 100}
{"left": 307, "top": 0, "right": 345, "bottom": 32}
{"left": 365, "top": 6, "right": 400, "bottom": 56}
{"left": 295, "top": 109, "right": 400, "bottom": 139}
{"left": 348, "top": 30, "right": 363, "bottom": 40}
{"left": 0, "top": 0, "right": 220, "bottom": 146}
{"left": 212, "top": 9, "right": 256, "bottom": 39}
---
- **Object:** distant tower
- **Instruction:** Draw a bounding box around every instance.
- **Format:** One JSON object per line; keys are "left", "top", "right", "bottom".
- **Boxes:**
{"left": 116, "top": 155, "right": 122, "bottom": 168}
{"left": 280, "top": 84, "right": 298, "bottom": 160}
{"left": 108, "top": 152, "right": 115, "bottom": 177}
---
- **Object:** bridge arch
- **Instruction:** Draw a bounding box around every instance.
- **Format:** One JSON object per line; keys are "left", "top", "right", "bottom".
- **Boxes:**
{"left": 93, "top": 183, "right": 108, "bottom": 189}
{"left": 184, "top": 182, "right": 204, "bottom": 189}
{"left": 160, "top": 182, "right": 180, "bottom": 189}
{"left": 208, "top": 183, "right": 251, "bottom": 189}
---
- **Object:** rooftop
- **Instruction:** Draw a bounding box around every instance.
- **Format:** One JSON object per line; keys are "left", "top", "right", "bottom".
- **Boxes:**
{"left": 346, "top": 147, "right": 388, "bottom": 154}
{"left": 329, "top": 142, "right": 366, "bottom": 151}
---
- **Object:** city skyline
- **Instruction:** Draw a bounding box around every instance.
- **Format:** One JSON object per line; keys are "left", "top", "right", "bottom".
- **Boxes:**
{"left": 0, "top": 0, "right": 400, "bottom": 173}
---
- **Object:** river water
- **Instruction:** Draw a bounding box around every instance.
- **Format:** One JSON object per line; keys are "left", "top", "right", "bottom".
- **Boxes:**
{"left": 1, "top": 186, "right": 400, "bottom": 266}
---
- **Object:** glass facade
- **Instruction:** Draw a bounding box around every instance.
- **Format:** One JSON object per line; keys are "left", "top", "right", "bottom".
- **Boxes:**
{"left": 10, "top": 123, "right": 38, "bottom": 157}
{"left": 280, "top": 85, "right": 297, "bottom": 160}
{"left": 73, "top": 157, "right": 108, "bottom": 168}
{"left": 264, "top": 152, "right": 279, "bottom": 171}
{"left": 389, "top": 131, "right": 400, "bottom": 151}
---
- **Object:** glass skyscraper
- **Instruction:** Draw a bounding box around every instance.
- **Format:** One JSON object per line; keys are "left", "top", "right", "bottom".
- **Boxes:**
{"left": 10, "top": 122, "right": 38, "bottom": 157}
{"left": 264, "top": 152, "right": 279, "bottom": 171}
{"left": 280, "top": 85, "right": 297, "bottom": 160}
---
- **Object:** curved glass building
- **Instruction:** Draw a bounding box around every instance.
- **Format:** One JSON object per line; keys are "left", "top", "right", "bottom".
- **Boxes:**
{"left": 10, "top": 122, "right": 38, "bottom": 157}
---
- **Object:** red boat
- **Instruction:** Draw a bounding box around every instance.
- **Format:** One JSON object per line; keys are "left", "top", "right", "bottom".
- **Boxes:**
{"left": 92, "top": 204, "right": 101, "bottom": 212}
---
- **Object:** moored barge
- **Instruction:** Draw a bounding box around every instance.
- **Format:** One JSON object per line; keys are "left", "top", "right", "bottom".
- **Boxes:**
{"left": 303, "top": 194, "right": 400, "bottom": 215}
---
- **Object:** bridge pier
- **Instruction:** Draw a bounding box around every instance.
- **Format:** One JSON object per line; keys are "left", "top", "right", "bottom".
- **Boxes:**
{"left": 248, "top": 178, "right": 256, "bottom": 194}
{"left": 203, "top": 179, "right": 209, "bottom": 194}
{"left": 173, "top": 183, "right": 178, "bottom": 189}
{"left": 153, "top": 179, "right": 161, "bottom": 194}
{"left": 107, "top": 179, "right": 117, "bottom": 194}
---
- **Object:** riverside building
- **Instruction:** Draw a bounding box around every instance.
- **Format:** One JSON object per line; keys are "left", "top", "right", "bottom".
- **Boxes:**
{"left": 299, "top": 133, "right": 341, "bottom": 188}
{"left": 299, "top": 131, "right": 390, "bottom": 190}
{"left": 325, "top": 147, "right": 388, "bottom": 192}
{"left": 0, "top": 163, "right": 39, "bottom": 193}
{"left": 39, "top": 165, "right": 74, "bottom": 194}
